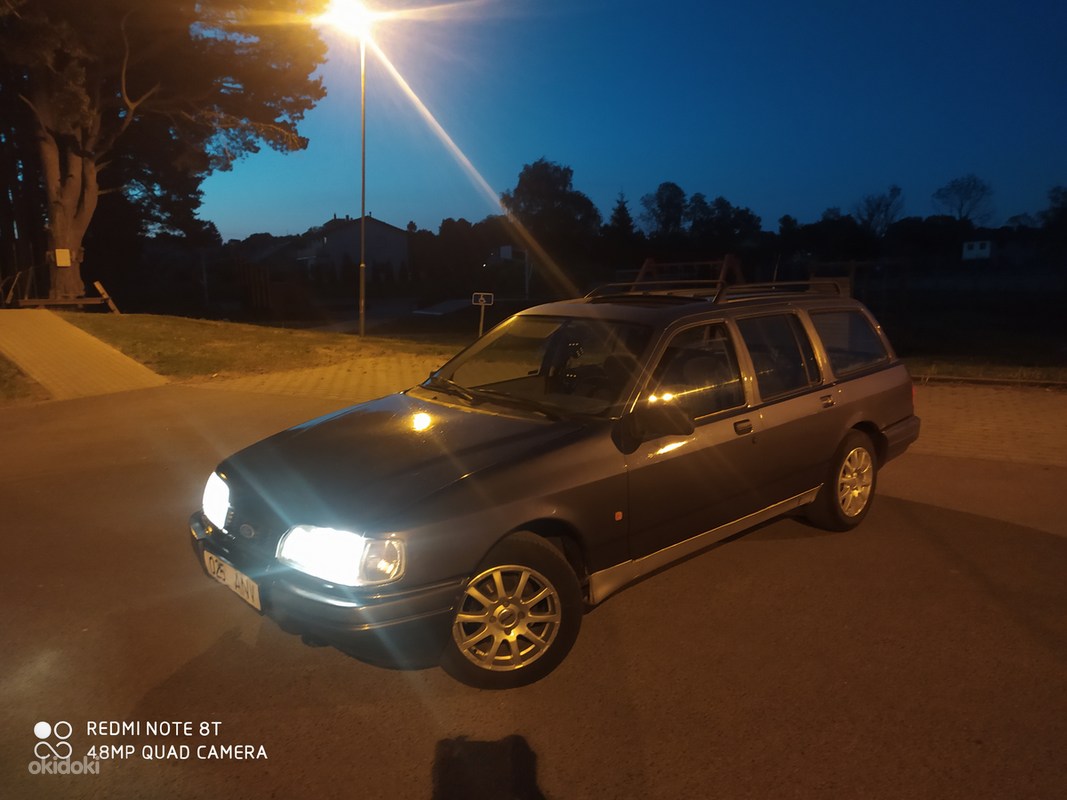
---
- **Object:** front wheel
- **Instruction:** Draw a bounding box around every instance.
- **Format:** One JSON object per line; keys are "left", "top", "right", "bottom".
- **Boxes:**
{"left": 441, "top": 532, "right": 583, "bottom": 689}
{"left": 806, "top": 431, "right": 878, "bottom": 531}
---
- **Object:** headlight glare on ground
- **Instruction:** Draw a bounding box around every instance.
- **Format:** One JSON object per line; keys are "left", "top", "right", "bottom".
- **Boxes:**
{"left": 202, "top": 472, "right": 230, "bottom": 530}
{"left": 277, "top": 526, "right": 405, "bottom": 587}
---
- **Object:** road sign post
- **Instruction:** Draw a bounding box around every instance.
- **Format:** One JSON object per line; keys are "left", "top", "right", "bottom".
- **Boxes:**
{"left": 472, "top": 292, "right": 494, "bottom": 337}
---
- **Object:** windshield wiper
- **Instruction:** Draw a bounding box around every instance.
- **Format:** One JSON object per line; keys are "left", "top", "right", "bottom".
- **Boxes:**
{"left": 423, "top": 373, "right": 478, "bottom": 403}
{"left": 466, "top": 387, "right": 566, "bottom": 420}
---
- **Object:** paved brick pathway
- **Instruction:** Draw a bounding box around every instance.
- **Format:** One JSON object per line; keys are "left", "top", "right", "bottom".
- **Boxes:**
{"left": 0, "top": 309, "right": 167, "bottom": 400}
{"left": 200, "top": 352, "right": 447, "bottom": 403}
{"left": 911, "top": 383, "right": 1067, "bottom": 467}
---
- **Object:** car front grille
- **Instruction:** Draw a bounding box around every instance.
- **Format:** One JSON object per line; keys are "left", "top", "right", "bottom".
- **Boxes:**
{"left": 215, "top": 485, "right": 285, "bottom": 572}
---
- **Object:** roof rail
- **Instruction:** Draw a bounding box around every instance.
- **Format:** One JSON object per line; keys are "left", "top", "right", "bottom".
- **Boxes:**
{"left": 585, "top": 278, "right": 848, "bottom": 303}
{"left": 717, "top": 279, "right": 846, "bottom": 301}
{"left": 585, "top": 279, "right": 726, "bottom": 299}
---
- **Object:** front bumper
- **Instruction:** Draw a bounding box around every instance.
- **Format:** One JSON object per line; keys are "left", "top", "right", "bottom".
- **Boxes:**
{"left": 190, "top": 512, "right": 462, "bottom": 665}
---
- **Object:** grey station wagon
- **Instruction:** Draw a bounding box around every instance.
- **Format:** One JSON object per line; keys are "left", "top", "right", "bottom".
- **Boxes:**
{"left": 190, "top": 281, "right": 920, "bottom": 688}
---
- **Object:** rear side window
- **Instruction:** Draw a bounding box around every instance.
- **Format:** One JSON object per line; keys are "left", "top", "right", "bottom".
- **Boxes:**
{"left": 810, "top": 310, "right": 889, "bottom": 375}
{"left": 736, "top": 313, "right": 821, "bottom": 399}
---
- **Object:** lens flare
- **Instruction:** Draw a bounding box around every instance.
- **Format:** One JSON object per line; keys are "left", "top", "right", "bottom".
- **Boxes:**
{"left": 363, "top": 36, "right": 578, "bottom": 295}
{"left": 316, "top": 0, "right": 383, "bottom": 41}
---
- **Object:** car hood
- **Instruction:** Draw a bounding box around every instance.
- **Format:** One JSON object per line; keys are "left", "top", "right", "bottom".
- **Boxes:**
{"left": 218, "top": 391, "right": 583, "bottom": 531}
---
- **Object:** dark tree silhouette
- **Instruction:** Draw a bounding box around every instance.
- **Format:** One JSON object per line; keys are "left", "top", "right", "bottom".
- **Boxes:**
{"left": 599, "top": 192, "right": 644, "bottom": 271}
{"left": 799, "top": 211, "right": 875, "bottom": 261}
{"left": 1041, "top": 186, "right": 1067, "bottom": 253}
{"left": 640, "top": 182, "right": 687, "bottom": 236}
{"left": 854, "top": 185, "right": 904, "bottom": 237}
{"left": 0, "top": 63, "right": 47, "bottom": 283}
{"left": 685, "top": 192, "right": 713, "bottom": 235}
{"left": 604, "top": 193, "right": 637, "bottom": 237}
{"left": 931, "top": 174, "right": 994, "bottom": 224}
{"left": 501, "top": 158, "right": 601, "bottom": 237}
{"left": 501, "top": 158, "right": 601, "bottom": 292}
{"left": 0, "top": 0, "right": 327, "bottom": 298}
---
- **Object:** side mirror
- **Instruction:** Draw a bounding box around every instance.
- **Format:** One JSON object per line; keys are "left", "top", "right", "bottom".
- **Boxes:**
{"left": 618, "top": 400, "right": 694, "bottom": 452}
{"left": 637, "top": 400, "right": 695, "bottom": 437}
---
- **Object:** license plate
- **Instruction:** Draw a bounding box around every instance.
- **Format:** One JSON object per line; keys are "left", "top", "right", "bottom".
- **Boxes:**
{"left": 204, "top": 551, "right": 262, "bottom": 611}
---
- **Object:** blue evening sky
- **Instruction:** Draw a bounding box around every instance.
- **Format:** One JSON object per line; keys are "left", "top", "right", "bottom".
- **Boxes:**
{"left": 198, "top": 0, "right": 1067, "bottom": 242}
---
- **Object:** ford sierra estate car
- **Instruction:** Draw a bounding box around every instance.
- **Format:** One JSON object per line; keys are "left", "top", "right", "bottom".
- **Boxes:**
{"left": 190, "top": 280, "right": 920, "bottom": 688}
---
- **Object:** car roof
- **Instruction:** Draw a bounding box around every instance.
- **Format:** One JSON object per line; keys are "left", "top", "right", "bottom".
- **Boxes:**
{"left": 517, "top": 280, "right": 866, "bottom": 327}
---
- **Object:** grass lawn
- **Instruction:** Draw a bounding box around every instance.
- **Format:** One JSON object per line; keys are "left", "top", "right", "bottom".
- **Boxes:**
{"left": 57, "top": 312, "right": 462, "bottom": 380}
{"left": 0, "top": 354, "right": 50, "bottom": 404}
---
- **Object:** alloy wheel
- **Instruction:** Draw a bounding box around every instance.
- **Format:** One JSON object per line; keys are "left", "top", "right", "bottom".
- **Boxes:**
{"left": 452, "top": 564, "right": 562, "bottom": 672}
{"left": 837, "top": 446, "right": 874, "bottom": 517}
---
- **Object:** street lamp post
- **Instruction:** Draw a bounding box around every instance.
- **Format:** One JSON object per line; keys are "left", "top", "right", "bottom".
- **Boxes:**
{"left": 359, "top": 34, "right": 366, "bottom": 337}
{"left": 318, "top": 0, "right": 378, "bottom": 336}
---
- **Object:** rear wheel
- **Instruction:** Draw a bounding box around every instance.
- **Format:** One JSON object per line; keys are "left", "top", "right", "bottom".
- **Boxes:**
{"left": 806, "top": 431, "right": 878, "bottom": 531}
{"left": 441, "top": 532, "right": 582, "bottom": 689}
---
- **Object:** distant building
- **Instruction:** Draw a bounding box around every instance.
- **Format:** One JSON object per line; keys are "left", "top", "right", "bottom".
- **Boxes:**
{"left": 296, "top": 215, "right": 409, "bottom": 283}
{"left": 962, "top": 240, "right": 992, "bottom": 261}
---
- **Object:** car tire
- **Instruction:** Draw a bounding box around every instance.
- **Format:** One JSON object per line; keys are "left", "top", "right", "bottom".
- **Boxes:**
{"left": 441, "top": 532, "right": 583, "bottom": 689}
{"left": 806, "top": 430, "right": 878, "bottom": 531}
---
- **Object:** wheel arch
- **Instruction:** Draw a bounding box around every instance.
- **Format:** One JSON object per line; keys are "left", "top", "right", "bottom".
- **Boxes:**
{"left": 506, "top": 518, "right": 590, "bottom": 598}
{"left": 850, "top": 420, "right": 887, "bottom": 465}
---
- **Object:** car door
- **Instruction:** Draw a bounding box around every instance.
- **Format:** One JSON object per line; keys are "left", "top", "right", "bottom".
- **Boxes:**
{"left": 733, "top": 312, "right": 844, "bottom": 501}
{"left": 624, "top": 322, "right": 765, "bottom": 560}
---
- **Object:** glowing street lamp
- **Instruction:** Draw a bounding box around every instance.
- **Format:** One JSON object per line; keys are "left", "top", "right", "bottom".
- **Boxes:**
{"left": 317, "top": 0, "right": 382, "bottom": 336}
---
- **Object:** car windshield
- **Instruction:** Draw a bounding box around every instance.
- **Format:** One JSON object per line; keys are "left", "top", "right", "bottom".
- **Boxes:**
{"left": 427, "top": 315, "right": 652, "bottom": 418}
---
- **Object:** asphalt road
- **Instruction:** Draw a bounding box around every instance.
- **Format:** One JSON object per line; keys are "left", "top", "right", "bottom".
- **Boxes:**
{"left": 2, "top": 386, "right": 1065, "bottom": 800}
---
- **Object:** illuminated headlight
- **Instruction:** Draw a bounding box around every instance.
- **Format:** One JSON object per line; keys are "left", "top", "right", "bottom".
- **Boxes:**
{"left": 276, "top": 526, "right": 405, "bottom": 587}
{"left": 202, "top": 472, "right": 230, "bottom": 530}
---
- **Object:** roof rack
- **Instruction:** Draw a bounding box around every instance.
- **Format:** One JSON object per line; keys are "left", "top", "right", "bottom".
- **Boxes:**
{"left": 717, "top": 279, "right": 846, "bottom": 301}
{"left": 585, "top": 279, "right": 725, "bottom": 299}
{"left": 585, "top": 278, "right": 847, "bottom": 303}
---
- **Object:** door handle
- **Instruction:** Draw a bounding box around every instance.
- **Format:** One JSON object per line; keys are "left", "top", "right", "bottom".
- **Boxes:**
{"left": 820, "top": 394, "right": 836, "bottom": 408}
{"left": 734, "top": 419, "right": 753, "bottom": 435}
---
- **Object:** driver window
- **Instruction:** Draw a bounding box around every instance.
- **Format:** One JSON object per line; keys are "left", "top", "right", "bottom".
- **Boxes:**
{"left": 650, "top": 324, "right": 745, "bottom": 419}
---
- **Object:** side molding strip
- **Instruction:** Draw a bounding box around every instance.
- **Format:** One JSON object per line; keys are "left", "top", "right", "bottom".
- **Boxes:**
{"left": 587, "top": 487, "right": 821, "bottom": 604}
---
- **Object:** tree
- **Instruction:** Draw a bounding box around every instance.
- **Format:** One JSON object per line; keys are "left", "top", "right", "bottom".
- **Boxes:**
{"left": 1041, "top": 186, "right": 1067, "bottom": 230}
{"left": 686, "top": 195, "right": 761, "bottom": 252}
{"left": 1005, "top": 213, "right": 1038, "bottom": 230}
{"left": 932, "top": 174, "right": 993, "bottom": 224}
{"left": 1041, "top": 185, "right": 1067, "bottom": 253}
{"left": 0, "top": 58, "right": 48, "bottom": 283}
{"left": 853, "top": 185, "right": 904, "bottom": 237}
{"left": 501, "top": 158, "right": 601, "bottom": 238}
{"left": 800, "top": 212, "right": 875, "bottom": 261}
{"left": 709, "top": 196, "right": 761, "bottom": 245}
{"left": 604, "top": 193, "right": 637, "bottom": 238}
{"left": 640, "top": 182, "right": 687, "bottom": 236}
{"left": 501, "top": 158, "right": 601, "bottom": 292}
{"left": 883, "top": 215, "right": 972, "bottom": 266}
{"left": 600, "top": 192, "right": 644, "bottom": 270}
{"left": 0, "top": 0, "right": 327, "bottom": 297}
{"left": 684, "top": 193, "right": 713, "bottom": 236}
